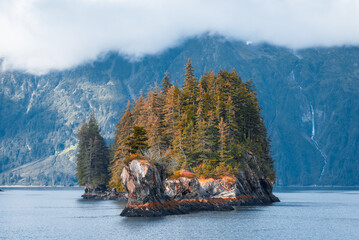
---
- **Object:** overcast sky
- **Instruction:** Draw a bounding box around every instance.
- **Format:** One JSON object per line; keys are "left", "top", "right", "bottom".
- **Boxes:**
{"left": 0, "top": 0, "right": 358, "bottom": 74}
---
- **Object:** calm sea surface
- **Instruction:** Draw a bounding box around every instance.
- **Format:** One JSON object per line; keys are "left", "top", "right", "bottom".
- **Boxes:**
{"left": 0, "top": 187, "right": 359, "bottom": 240}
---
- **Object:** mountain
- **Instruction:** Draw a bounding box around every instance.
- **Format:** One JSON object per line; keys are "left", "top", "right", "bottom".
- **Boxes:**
{"left": 1, "top": 35, "right": 358, "bottom": 186}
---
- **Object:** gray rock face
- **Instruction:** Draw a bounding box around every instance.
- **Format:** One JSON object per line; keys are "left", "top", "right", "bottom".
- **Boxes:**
{"left": 121, "top": 160, "right": 164, "bottom": 205}
{"left": 120, "top": 158, "right": 279, "bottom": 217}
{"left": 165, "top": 176, "right": 206, "bottom": 200}
{"left": 200, "top": 178, "right": 238, "bottom": 198}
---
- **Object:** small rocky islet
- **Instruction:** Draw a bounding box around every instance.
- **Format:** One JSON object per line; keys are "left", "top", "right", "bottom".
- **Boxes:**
{"left": 82, "top": 153, "right": 279, "bottom": 217}
{"left": 79, "top": 61, "right": 279, "bottom": 216}
{"left": 120, "top": 156, "right": 278, "bottom": 217}
{"left": 81, "top": 187, "right": 125, "bottom": 200}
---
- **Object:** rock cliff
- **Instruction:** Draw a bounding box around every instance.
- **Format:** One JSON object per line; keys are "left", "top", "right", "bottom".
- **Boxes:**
{"left": 120, "top": 159, "right": 279, "bottom": 217}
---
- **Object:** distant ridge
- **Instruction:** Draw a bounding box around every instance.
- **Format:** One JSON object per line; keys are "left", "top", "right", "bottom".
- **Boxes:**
{"left": 1, "top": 35, "right": 358, "bottom": 186}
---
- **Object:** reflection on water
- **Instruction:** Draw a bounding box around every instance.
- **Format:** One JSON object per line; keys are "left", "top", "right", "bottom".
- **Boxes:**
{"left": 1, "top": 187, "right": 359, "bottom": 239}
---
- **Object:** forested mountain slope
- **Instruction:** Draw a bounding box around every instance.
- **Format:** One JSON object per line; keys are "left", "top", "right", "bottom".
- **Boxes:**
{"left": 1, "top": 35, "right": 358, "bottom": 186}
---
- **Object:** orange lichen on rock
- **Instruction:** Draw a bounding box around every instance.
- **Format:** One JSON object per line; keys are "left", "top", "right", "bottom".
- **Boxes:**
{"left": 221, "top": 176, "right": 236, "bottom": 186}
{"left": 138, "top": 159, "right": 155, "bottom": 166}
{"left": 127, "top": 201, "right": 162, "bottom": 209}
{"left": 169, "top": 170, "right": 196, "bottom": 180}
{"left": 162, "top": 199, "right": 179, "bottom": 209}
{"left": 198, "top": 178, "right": 216, "bottom": 183}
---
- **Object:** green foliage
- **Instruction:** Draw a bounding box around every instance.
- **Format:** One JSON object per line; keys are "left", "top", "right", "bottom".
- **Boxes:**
{"left": 192, "top": 158, "right": 218, "bottom": 178}
{"left": 124, "top": 126, "right": 149, "bottom": 154}
{"left": 193, "top": 159, "right": 238, "bottom": 179}
{"left": 110, "top": 59, "right": 276, "bottom": 188}
{"left": 76, "top": 113, "right": 110, "bottom": 190}
{"left": 162, "top": 72, "right": 172, "bottom": 93}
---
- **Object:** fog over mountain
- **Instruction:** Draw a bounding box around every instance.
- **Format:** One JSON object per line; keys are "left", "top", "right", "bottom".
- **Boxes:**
{"left": 0, "top": 1, "right": 358, "bottom": 186}
{"left": 0, "top": 0, "right": 359, "bottom": 73}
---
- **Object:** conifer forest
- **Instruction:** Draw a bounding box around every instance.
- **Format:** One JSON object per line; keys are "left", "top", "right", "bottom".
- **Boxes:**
{"left": 105, "top": 59, "right": 276, "bottom": 190}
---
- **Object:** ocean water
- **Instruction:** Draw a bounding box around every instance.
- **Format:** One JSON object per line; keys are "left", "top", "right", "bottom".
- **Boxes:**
{"left": 0, "top": 187, "right": 359, "bottom": 240}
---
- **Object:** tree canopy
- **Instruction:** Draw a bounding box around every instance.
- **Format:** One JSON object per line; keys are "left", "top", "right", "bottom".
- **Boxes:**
{"left": 124, "top": 126, "right": 149, "bottom": 154}
{"left": 76, "top": 113, "right": 110, "bottom": 190}
{"left": 109, "top": 59, "right": 276, "bottom": 190}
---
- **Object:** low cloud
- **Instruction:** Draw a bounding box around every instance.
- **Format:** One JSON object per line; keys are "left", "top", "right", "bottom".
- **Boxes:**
{"left": 0, "top": 0, "right": 358, "bottom": 74}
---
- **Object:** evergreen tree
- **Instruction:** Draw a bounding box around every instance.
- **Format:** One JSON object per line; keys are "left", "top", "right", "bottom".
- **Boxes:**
{"left": 145, "top": 85, "right": 163, "bottom": 149}
{"left": 182, "top": 58, "right": 198, "bottom": 121}
{"left": 124, "top": 126, "right": 149, "bottom": 154}
{"left": 183, "top": 59, "right": 197, "bottom": 101}
{"left": 193, "top": 118, "right": 208, "bottom": 163}
{"left": 91, "top": 136, "right": 110, "bottom": 188}
{"left": 218, "top": 117, "right": 230, "bottom": 162}
{"left": 206, "top": 110, "right": 219, "bottom": 154}
{"left": 76, "top": 113, "right": 110, "bottom": 190}
{"left": 132, "top": 94, "right": 146, "bottom": 127}
{"left": 76, "top": 121, "right": 89, "bottom": 186}
{"left": 182, "top": 120, "right": 196, "bottom": 168}
{"left": 162, "top": 85, "right": 177, "bottom": 148}
{"left": 162, "top": 72, "right": 172, "bottom": 93}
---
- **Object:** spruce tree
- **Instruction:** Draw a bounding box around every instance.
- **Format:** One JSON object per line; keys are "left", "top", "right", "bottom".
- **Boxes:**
{"left": 162, "top": 72, "right": 172, "bottom": 93}
{"left": 194, "top": 118, "right": 208, "bottom": 163}
{"left": 124, "top": 126, "right": 149, "bottom": 154}
{"left": 76, "top": 113, "right": 110, "bottom": 190}
{"left": 145, "top": 85, "right": 163, "bottom": 149}
{"left": 162, "top": 86, "right": 177, "bottom": 148}
{"left": 182, "top": 59, "right": 198, "bottom": 121}
{"left": 76, "top": 121, "right": 88, "bottom": 186}
{"left": 218, "top": 117, "right": 230, "bottom": 162}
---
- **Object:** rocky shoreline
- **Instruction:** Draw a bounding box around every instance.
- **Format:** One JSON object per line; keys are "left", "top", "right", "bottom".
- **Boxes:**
{"left": 81, "top": 187, "right": 126, "bottom": 200}
{"left": 120, "top": 159, "right": 279, "bottom": 217}
{"left": 121, "top": 195, "right": 277, "bottom": 217}
{"left": 81, "top": 191, "right": 126, "bottom": 200}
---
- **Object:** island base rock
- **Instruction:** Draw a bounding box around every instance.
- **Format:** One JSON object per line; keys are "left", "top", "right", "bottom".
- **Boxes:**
{"left": 120, "top": 159, "right": 279, "bottom": 217}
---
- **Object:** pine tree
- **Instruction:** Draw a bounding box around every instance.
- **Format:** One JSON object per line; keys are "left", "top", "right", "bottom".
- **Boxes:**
{"left": 162, "top": 86, "right": 177, "bottom": 148}
{"left": 193, "top": 118, "right": 208, "bottom": 163}
{"left": 218, "top": 117, "right": 230, "bottom": 162}
{"left": 132, "top": 94, "right": 146, "bottom": 127}
{"left": 182, "top": 59, "right": 198, "bottom": 121}
{"left": 193, "top": 82, "right": 210, "bottom": 163}
{"left": 91, "top": 136, "right": 110, "bottom": 189}
{"left": 145, "top": 85, "right": 164, "bottom": 149}
{"left": 162, "top": 72, "right": 172, "bottom": 93}
{"left": 124, "top": 126, "right": 149, "bottom": 154}
{"left": 76, "top": 114, "right": 110, "bottom": 190}
{"left": 114, "top": 101, "right": 133, "bottom": 149}
{"left": 226, "top": 95, "right": 237, "bottom": 141}
{"left": 182, "top": 120, "right": 196, "bottom": 168}
{"left": 183, "top": 59, "right": 197, "bottom": 101}
{"left": 86, "top": 138, "right": 95, "bottom": 185}
{"left": 206, "top": 110, "right": 219, "bottom": 154}
{"left": 76, "top": 121, "right": 89, "bottom": 186}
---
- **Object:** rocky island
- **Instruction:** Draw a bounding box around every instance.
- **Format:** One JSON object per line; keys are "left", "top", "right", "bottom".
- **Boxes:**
{"left": 76, "top": 60, "right": 279, "bottom": 216}
{"left": 121, "top": 158, "right": 278, "bottom": 217}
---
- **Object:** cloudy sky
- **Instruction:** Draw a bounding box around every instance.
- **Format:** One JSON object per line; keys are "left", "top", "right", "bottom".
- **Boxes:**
{"left": 0, "top": 0, "right": 358, "bottom": 73}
